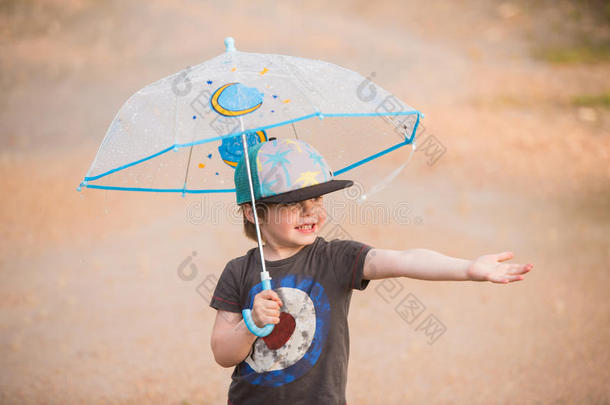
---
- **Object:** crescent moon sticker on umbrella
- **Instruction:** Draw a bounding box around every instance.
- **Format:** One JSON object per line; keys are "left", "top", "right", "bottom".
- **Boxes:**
{"left": 210, "top": 82, "right": 264, "bottom": 117}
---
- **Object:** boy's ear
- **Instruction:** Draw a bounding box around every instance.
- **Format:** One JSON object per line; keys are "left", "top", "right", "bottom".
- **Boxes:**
{"left": 242, "top": 203, "right": 255, "bottom": 224}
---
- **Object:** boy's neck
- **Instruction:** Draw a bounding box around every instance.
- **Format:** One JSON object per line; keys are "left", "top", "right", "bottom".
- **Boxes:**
{"left": 262, "top": 241, "right": 310, "bottom": 261}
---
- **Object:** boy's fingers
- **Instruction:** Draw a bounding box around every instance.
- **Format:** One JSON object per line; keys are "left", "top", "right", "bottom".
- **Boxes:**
{"left": 260, "top": 312, "right": 280, "bottom": 324}
{"left": 268, "top": 291, "right": 283, "bottom": 306}
{"left": 271, "top": 293, "right": 283, "bottom": 305}
{"left": 265, "top": 296, "right": 282, "bottom": 308}
{"left": 508, "top": 263, "right": 533, "bottom": 275}
{"left": 259, "top": 290, "right": 273, "bottom": 298}
{"left": 260, "top": 290, "right": 283, "bottom": 306}
{"left": 257, "top": 294, "right": 279, "bottom": 306}
{"left": 497, "top": 274, "right": 525, "bottom": 283}
{"left": 262, "top": 301, "right": 279, "bottom": 310}
{"left": 496, "top": 251, "right": 514, "bottom": 262}
{"left": 263, "top": 308, "right": 280, "bottom": 317}
{"left": 506, "top": 264, "right": 522, "bottom": 274}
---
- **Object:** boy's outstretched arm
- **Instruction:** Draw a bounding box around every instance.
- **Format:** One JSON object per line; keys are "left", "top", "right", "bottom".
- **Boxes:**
{"left": 362, "top": 248, "right": 533, "bottom": 283}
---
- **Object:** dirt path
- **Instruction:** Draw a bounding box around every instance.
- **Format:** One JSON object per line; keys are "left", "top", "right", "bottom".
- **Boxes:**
{"left": 1, "top": 1, "right": 608, "bottom": 404}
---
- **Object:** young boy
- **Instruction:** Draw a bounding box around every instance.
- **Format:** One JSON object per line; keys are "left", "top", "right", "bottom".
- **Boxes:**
{"left": 209, "top": 139, "right": 533, "bottom": 405}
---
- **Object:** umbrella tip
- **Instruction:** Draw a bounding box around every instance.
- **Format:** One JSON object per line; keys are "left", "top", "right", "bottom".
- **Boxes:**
{"left": 224, "top": 37, "right": 236, "bottom": 52}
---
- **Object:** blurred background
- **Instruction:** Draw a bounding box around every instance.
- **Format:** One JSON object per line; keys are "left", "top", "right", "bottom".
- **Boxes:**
{"left": 1, "top": 0, "right": 609, "bottom": 404}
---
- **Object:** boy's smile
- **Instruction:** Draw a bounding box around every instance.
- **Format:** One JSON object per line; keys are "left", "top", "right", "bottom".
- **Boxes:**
{"left": 249, "top": 196, "right": 327, "bottom": 261}
{"left": 294, "top": 223, "right": 316, "bottom": 233}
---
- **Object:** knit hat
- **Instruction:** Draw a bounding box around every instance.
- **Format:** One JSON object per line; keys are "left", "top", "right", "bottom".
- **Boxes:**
{"left": 234, "top": 138, "right": 353, "bottom": 205}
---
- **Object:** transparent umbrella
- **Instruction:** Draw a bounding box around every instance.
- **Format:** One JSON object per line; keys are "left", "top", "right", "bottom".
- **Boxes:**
{"left": 77, "top": 37, "right": 423, "bottom": 337}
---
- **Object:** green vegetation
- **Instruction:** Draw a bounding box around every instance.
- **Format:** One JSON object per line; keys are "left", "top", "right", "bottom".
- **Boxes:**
{"left": 572, "top": 92, "right": 610, "bottom": 107}
{"left": 526, "top": 0, "right": 610, "bottom": 65}
{"left": 534, "top": 43, "right": 610, "bottom": 64}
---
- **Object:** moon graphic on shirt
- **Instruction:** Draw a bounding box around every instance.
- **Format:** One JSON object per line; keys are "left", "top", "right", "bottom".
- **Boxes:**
{"left": 240, "top": 274, "right": 330, "bottom": 387}
{"left": 245, "top": 287, "right": 315, "bottom": 372}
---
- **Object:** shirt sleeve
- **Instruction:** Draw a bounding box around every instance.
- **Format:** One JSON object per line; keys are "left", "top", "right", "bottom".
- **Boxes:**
{"left": 329, "top": 238, "right": 373, "bottom": 291}
{"left": 209, "top": 260, "right": 242, "bottom": 313}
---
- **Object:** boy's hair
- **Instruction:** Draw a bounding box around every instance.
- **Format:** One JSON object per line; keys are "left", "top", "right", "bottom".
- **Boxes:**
{"left": 240, "top": 202, "right": 275, "bottom": 243}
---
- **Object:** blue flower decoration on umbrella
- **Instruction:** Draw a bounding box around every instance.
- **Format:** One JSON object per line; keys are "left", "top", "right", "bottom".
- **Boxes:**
{"left": 218, "top": 130, "right": 268, "bottom": 168}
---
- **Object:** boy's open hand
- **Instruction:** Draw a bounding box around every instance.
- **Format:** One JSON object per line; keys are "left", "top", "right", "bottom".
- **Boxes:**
{"left": 466, "top": 252, "right": 533, "bottom": 284}
{"left": 252, "top": 290, "right": 283, "bottom": 328}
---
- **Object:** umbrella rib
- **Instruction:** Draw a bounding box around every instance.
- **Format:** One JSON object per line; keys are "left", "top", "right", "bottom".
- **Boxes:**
{"left": 275, "top": 55, "right": 322, "bottom": 116}
{"left": 182, "top": 145, "right": 195, "bottom": 192}
{"left": 291, "top": 122, "right": 299, "bottom": 140}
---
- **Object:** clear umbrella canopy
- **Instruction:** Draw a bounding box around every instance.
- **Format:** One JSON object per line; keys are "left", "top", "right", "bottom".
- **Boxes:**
{"left": 78, "top": 38, "right": 422, "bottom": 197}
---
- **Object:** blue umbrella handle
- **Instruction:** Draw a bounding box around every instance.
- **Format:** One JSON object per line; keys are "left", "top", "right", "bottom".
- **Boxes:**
{"left": 242, "top": 277, "right": 275, "bottom": 337}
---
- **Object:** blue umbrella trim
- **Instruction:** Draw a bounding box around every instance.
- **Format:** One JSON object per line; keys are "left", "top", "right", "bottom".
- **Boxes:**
{"left": 78, "top": 110, "right": 422, "bottom": 194}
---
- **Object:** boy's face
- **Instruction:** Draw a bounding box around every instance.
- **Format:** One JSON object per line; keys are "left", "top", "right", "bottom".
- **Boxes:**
{"left": 259, "top": 196, "right": 327, "bottom": 248}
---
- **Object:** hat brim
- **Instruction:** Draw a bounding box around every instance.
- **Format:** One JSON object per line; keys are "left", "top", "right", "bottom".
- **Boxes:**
{"left": 245, "top": 179, "right": 354, "bottom": 205}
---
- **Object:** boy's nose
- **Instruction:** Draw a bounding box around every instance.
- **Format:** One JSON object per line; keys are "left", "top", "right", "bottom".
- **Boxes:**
{"left": 299, "top": 198, "right": 320, "bottom": 214}
{"left": 299, "top": 200, "right": 313, "bottom": 213}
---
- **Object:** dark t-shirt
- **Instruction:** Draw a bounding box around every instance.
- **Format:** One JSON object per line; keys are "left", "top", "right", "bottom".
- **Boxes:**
{"left": 209, "top": 236, "right": 373, "bottom": 405}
